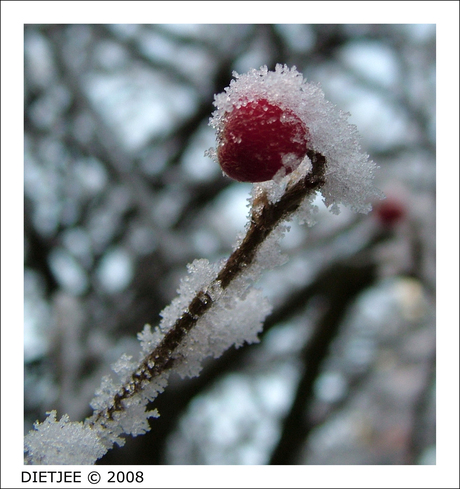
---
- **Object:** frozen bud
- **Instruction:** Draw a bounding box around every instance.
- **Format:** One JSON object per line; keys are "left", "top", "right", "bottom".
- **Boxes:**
{"left": 216, "top": 98, "right": 311, "bottom": 182}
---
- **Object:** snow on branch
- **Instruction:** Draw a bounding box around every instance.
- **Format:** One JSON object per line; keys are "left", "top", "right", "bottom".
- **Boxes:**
{"left": 24, "top": 65, "right": 382, "bottom": 465}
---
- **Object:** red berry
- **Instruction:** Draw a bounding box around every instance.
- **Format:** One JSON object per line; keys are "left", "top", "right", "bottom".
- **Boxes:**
{"left": 217, "top": 98, "right": 310, "bottom": 182}
{"left": 375, "top": 199, "right": 406, "bottom": 226}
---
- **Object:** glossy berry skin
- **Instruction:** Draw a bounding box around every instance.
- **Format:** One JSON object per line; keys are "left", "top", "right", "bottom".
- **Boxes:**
{"left": 217, "top": 98, "right": 309, "bottom": 182}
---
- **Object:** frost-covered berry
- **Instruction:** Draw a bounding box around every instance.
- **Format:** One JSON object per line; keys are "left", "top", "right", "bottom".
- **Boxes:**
{"left": 207, "top": 65, "right": 382, "bottom": 213}
{"left": 217, "top": 98, "right": 310, "bottom": 182}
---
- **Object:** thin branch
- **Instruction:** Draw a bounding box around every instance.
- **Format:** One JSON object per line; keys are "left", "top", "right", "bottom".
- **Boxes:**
{"left": 90, "top": 151, "right": 327, "bottom": 426}
{"left": 269, "top": 259, "right": 377, "bottom": 465}
{"left": 404, "top": 346, "right": 436, "bottom": 464}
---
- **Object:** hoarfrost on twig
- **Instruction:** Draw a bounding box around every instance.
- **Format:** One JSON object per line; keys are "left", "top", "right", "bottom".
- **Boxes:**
{"left": 24, "top": 64, "right": 381, "bottom": 465}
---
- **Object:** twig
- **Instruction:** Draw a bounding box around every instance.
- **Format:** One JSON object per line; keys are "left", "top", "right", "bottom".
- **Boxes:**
{"left": 269, "top": 260, "right": 377, "bottom": 465}
{"left": 90, "top": 150, "right": 327, "bottom": 425}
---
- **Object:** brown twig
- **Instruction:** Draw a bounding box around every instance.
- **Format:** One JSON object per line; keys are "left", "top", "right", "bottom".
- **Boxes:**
{"left": 91, "top": 150, "right": 327, "bottom": 426}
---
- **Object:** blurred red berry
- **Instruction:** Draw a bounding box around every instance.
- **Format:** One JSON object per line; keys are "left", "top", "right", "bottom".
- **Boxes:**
{"left": 375, "top": 198, "right": 406, "bottom": 226}
{"left": 217, "top": 98, "right": 310, "bottom": 182}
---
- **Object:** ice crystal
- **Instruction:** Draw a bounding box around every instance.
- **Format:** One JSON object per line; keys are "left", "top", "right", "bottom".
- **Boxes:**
{"left": 172, "top": 287, "right": 271, "bottom": 378}
{"left": 138, "top": 323, "right": 163, "bottom": 354}
{"left": 158, "top": 258, "right": 221, "bottom": 333}
{"left": 24, "top": 411, "right": 107, "bottom": 465}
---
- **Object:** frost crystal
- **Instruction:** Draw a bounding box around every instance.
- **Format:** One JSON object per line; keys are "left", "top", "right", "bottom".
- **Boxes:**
{"left": 137, "top": 323, "right": 163, "bottom": 354}
{"left": 24, "top": 411, "right": 107, "bottom": 465}
{"left": 159, "top": 258, "right": 221, "bottom": 333}
{"left": 172, "top": 287, "right": 271, "bottom": 378}
{"left": 208, "top": 64, "right": 382, "bottom": 214}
